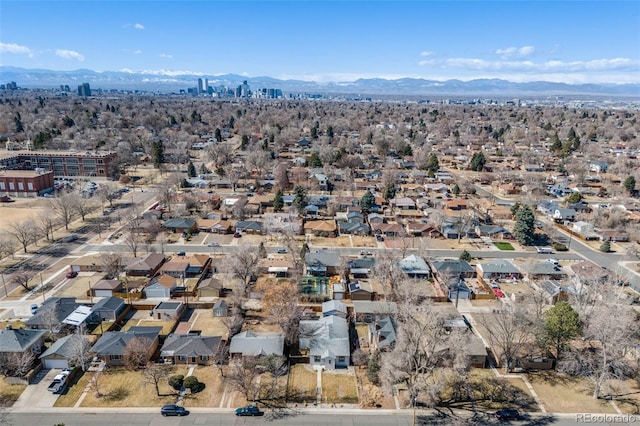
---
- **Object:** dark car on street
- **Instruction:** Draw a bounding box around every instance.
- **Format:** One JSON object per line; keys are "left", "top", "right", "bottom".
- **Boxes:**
{"left": 235, "top": 405, "right": 263, "bottom": 416}
{"left": 66, "top": 271, "right": 78, "bottom": 279}
{"left": 161, "top": 404, "right": 189, "bottom": 416}
{"left": 495, "top": 408, "right": 520, "bottom": 421}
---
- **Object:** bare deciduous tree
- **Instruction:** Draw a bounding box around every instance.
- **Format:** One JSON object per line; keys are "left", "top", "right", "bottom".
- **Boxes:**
{"left": 224, "top": 247, "right": 259, "bottom": 296}
{"left": 11, "top": 270, "right": 33, "bottom": 291}
{"left": 51, "top": 194, "right": 76, "bottom": 230}
{"left": 143, "top": 362, "right": 170, "bottom": 396}
{"left": 123, "top": 337, "right": 152, "bottom": 369}
{"left": 0, "top": 351, "right": 36, "bottom": 378}
{"left": 8, "top": 219, "right": 37, "bottom": 253}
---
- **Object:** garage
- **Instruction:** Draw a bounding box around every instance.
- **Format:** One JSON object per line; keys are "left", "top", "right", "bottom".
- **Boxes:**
{"left": 42, "top": 358, "right": 69, "bottom": 370}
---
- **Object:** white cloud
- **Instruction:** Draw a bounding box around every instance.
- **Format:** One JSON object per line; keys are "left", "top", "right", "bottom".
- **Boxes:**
{"left": 55, "top": 49, "right": 84, "bottom": 61}
{"left": 0, "top": 42, "right": 33, "bottom": 57}
{"left": 420, "top": 51, "right": 432, "bottom": 57}
{"left": 134, "top": 23, "right": 144, "bottom": 30}
{"left": 418, "top": 59, "right": 435, "bottom": 66}
{"left": 495, "top": 45, "right": 535, "bottom": 59}
{"left": 159, "top": 53, "right": 173, "bottom": 59}
{"left": 120, "top": 68, "right": 204, "bottom": 77}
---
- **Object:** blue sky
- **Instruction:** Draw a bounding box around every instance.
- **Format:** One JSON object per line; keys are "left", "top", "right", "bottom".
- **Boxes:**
{"left": 1, "top": 1, "right": 639, "bottom": 84}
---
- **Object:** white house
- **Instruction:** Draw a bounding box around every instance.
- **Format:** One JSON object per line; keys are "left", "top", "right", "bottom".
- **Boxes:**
{"left": 299, "top": 315, "right": 350, "bottom": 370}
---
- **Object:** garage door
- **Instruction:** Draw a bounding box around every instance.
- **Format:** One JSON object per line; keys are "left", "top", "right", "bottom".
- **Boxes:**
{"left": 44, "top": 359, "right": 69, "bottom": 370}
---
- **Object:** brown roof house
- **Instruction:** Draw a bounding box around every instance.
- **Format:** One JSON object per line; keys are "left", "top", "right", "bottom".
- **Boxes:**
{"left": 144, "top": 274, "right": 179, "bottom": 299}
{"left": 125, "top": 253, "right": 166, "bottom": 277}
{"left": 160, "top": 334, "right": 222, "bottom": 366}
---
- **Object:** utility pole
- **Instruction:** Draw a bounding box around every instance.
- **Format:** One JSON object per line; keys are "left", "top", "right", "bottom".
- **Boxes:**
{"left": 40, "top": 273, "right": 46, "bottom": 303}
{"left": 1, "top": 271, "right": 7, "bottom": 298}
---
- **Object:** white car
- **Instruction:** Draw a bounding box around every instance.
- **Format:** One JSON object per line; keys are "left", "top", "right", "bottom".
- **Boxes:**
{"left": 207, "top": 242, "right": 220, "bottom": 247}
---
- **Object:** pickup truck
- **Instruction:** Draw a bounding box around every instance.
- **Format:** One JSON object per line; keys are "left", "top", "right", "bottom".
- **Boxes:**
{"left": 47, "top": 369, "right": 71, "bottom": 394}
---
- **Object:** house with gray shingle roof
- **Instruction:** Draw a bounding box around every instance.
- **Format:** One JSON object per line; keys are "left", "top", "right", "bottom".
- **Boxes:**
{"left": 398, "top": 255, "right": 431, "bottom": 278}
{"left": 39, "top": 334, "right": 90, "bottom": 370}
{"left": 431, "top": 259, "right": 476, "bottom": 279}
{"left": 25, "top": 297, "right": 80, "bottom": 333}
{"left": 368, "top": 317, "right": 396, "bottom": 352}
{"left": 229, "top": 331, "right": 284, "bottom": 358}
{"left": 476, "top": 259, "right": 522, "bottom": 280}
{"left": 160, "top": 334, "right": 222, "bottom": 365}
{"left": 91, "top": 326, "right": 162, "bottom": 367}
{"left": 162, "top": 218, "right": 197, "bottom": 234}
{"left": 299, "top": 315, "right": 350, "bottom": 370}
{"left": 0, "top": 327, "right": 46, "bottom": 358}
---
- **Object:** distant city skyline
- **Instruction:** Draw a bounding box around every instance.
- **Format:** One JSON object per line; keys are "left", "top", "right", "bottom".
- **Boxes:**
{"left": 1, "top": 1, "right": 639, "bottom": 85}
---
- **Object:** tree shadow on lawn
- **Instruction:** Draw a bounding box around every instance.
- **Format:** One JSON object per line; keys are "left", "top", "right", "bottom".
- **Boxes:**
{"left": 526, "top": 370, "right": 573, "bottom": 387}
{"left": 418, "top": 409, "right": 557, "bottom": 425}
{"left": 103, "top": 386, "right": 130, "bottom": 401}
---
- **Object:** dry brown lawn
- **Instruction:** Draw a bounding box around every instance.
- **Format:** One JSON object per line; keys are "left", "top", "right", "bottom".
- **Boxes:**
{"left": 79, "top": 367, "right": 180, "bottom": 407}
{"left": 180, "top": 366, "right": 225, "bottom": 407}
{"left": 54, "top": 370, "right": 91, "bottom": 407}
{"left": 322, "top": 370, "right": 358, "bottom": 404}
{"left": 352, "top": 236, "right": 376, "bottom": 247}
{"left": 58, "top": 276, "right": 94, "bottom": 299}
{"left": 354, "top": 366, "right": 395, "bottom": 409}
{"left": 0, "top": 376, "right": 26, "bottom": 407}
{"left": 527, "top": 371, "right": 617, "bottom": 413}
{"left": 191, "top": 309, "right": 229, "bottom": 339}
{"left": 607, "top": 379, "right": 640, "bottom": 414}
{"left": 287, "top": 364, "right": 317, "bottom": 404}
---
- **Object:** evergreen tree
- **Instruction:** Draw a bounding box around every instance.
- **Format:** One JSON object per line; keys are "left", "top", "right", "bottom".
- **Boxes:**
{"left": 451, "top": 183, "right": 460, "bottom": 196}
{"left": 187, "top": 161, "right": 196, "bottom": 178}
{"left": 510, "top": 202, "right": 522, "bottom": 218}
{"left": 292, "top": 185, "right": 307, "bottom": 214}
{"left": 258, "top": 241, "right": 267, "bottom": 259}
{"left": 300, "top": 242, "right": 310, "bottom": 261}
{"left": 426, "top": 153, "right": 439, "bottom": 174}
{"left": 151, "top": 140, "right": 165, "bottom": 169}
{"left": 459, "top": 250, "right": 472, "bottom": 262}
{"left": 542, "top": 301, "right": 580, "bottom": 360}
{"left": 550, "top": 132, "right": 562, "bottom": 152}
{"left": 240, "top": 135, "right": 249, "bottom": 150}
{"left": 600, "top": 240, "right": 610, "bottom": 253}
{"left": 565, "top": 192, "right": 582, "bottom": 204}
{"left": 273, "top": 189, "right": 284, "bottom": 212}
{"left": 382, "top": 183, "right": 396, "bottom": 203}
{"left": 360, "top": 191, "right": 375, "bottom": 214}
{"left": 308, "top": 152, "right": 323, "bottom": 168}
{"left": 214, "top": 128, "right": 222, "bottom": 142}
{"left": 326, "top": 125, "right": 334, "bottom": 139}
{"left": 470, "top": 152, "right": 486, "bottom": 171}
{"left": 199, "top": 163, "right": 208, "bottom": 175}
{"left": 513, "top": 205, "right": 535, "bottom": 245}
{"left": 623, "top": 176, "right": 636, "bottom": 195}
{"left": 367, "top": 350, "right": 381, "bottom": 385}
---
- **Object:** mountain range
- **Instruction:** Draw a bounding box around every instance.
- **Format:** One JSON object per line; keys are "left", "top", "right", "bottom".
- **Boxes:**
{"left": 1, "top": 66, "right": 639, "bottom": 98}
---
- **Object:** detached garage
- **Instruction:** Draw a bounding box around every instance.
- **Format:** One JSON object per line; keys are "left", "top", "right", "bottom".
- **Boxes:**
{"left": 40, "top": 334, "right": 91, "bottom": 370}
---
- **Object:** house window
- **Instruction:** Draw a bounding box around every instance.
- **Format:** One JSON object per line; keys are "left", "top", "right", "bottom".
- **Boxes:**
{"left": 18, "top": 182, "right": 24, "bottom": 190}
{"left": 200, "top": 356, "right": 209, "bottom": 361}
{"left": 313, "top": 356, "right": 321, "bottom": 362}
{"left": 179, "top": 356, "right": 187, "bottom": 361}
{"left": 9, "top": 182, "right": 15, "bottom": 190}
{"left": 110, "top": 355, "right": 122, "bottom": 361}
{"left": 27, "top": 182, "right": 34, "bottom": 190}
{"left": 338, "top": 357, "right": 345, "bottom": 363}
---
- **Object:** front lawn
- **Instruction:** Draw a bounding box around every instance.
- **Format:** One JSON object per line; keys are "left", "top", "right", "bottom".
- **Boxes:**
{"left": 181, "top": 366, "right": 225, "bottom": 407}
{"left": 322, "top": 370, "right": 358, "bottom": 404}
{"left": 493, "top": 242, "right": 515, "bottom": 251}
{"left": 287, "top": 364, "right": 317, "bottom": 404}
{"left": 0, "top": 376, "right": 26, "bottom": 407}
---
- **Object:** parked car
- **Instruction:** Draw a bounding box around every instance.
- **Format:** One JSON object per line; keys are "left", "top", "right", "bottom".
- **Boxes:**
{"left": 161, "top": 404, "right": 189, "bottom": 416}
{"left": 207, "top": 242, "right": 220, "bottom": 247}
{"left": 30, "top": 304, "right": 38, "bottom": 315}
{"left": 276, "top": 248, "right": 288, "bottom": 254}
{"left": 176, "top": 251, "right": 186, "bottom": 256}
{"left": 376, "top": 235, "right": 384, "bottom": 242}
{"left": 233, "top": 232, "right": 242, "bottom": 238}
{"left": 360, "top": 250, "right": 373, "bottom": 256}
{"left": 493, "top": 288, "right": 505, "bottom": 298}
{"left": 235, "top": 405, "right": 263, "bottom": 416}
{"left": 47, "top": 369, "right": 71, "bottom": 394}
{"left": 495, "top": 408, "right": 520, "bottom": 421}
{"left": 66, "top": 271, "right": 78, "bottom": 279}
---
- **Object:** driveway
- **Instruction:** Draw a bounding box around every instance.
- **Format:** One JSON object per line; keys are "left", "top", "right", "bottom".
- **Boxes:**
{"left": 13, "top": 369, "right": 63, "bottom": 409}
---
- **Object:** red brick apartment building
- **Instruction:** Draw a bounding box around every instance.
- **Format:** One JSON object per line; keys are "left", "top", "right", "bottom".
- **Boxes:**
{"left": 0, "top": 169, "right": 54, "bottom": 197}
{"left": 0, "top": 150, "right": 118, "bottom": 180}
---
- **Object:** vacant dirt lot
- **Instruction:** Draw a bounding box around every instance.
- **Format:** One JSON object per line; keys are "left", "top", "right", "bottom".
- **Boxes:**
{"left": 0, "top": 202, "right": 47, "bottom": 231}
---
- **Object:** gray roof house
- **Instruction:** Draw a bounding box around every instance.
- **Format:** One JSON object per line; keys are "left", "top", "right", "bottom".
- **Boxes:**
{"left": 431, "top": 259, "right": 476, "bottom": 279}
{"left": 305, "top": 250, "right": 341, "bottom": 276}
{"left": 522, "top": 262, "right": 567, "bottom": 280}
{"left": 25, "top": 297, "right": 80, "bottom": 333}
{"left": 322, "top": 300, "right": 348, "bottom": 318}
{"left": 398, "top": 255, "right": 431, "bottom": 278}
{"left": 476, "top": 260, "right": 522, "bottom": 280}
{"left": 91, "top": 326, "right": 162, "bottom": 367}
{"left": 229, "top": 331, "right": 284, "bottom": 358}
{"left": 91, "top": 296, "right": 127, "bottom": 321}
{"left": 299, "top": 315, "right": 350, "bottom": 370}
{"left": 368, "top": 317, "right": 396, "bottom": 352}
{"left": 0, "top": 327, "right": 46, "bottom": 358}
{"left": 160, "top": 334, "right": 222, "bottom": 366}
{"left": 39, "top": 334, "right": 90, "bottom": 370}
{"left": 352, "top": 301, "right": 398, "bottom": 323}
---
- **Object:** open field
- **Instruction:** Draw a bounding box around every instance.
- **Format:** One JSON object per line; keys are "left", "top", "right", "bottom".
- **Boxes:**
{"left": 287, "top": 364, "right": 317, "bottom": 404}
{"left": 526, "top": 371, "right": 617, "bottom": 414}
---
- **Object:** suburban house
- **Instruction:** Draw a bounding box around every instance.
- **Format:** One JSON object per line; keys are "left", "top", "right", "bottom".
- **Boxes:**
{"left": 390, "top": 197, "right": 417, "bottom": 210}
{"left": 476, "top": 260, "right": 522, "bottom": 280}
{"left": 303, "top": 220, "right": 337, "bottom": 237}
{"left": 162, "top": 218, "right": 197, "bottom": 234}
{"left": 552, "top": 208, "right": 577, "bottom": 222}
{"left": 229, "top": 331, "right": 284, "bottom": 358}
{"left": 91, "top": 279, "right": 123, "bottom": 298}
{"left": 0, "top": 327, "right": 46, "bottom": 366}
{"left": 197, "top": 277, "right": 224, "bottom": 298}
{"left": 398, "top": 255, "right": 431, "bottom": 279}
{"left": 184, "top": 254, "right": 212, "bottom": 275}
{"left": 431, "top": 259, "right": 476, "bottom": 279}
{"left": 144, "top": 274, "right": 179, "bottom": 299}
{"left": 68, "top": 254, "right": 105, "bottom": 273}
{"left": 475, "top": 225, "right": 512, "bottom": 240}
{"left": 160, "top": 334, "right": 222, "bottom": 365}
{"left": 337, "top": 211, "right": 370, "bottom": 236}
{"left": 304, "top": 251, "right": 341, "bottom": 277}
{"left": 91, "top": 326, "right": 162, "bottom": 367}
{"left": 371, "top": 222, "right": 406, "bottom": 238}
{"left": 522, "top": 262, "right": 567, "bottom": 281}
{"left": 572, "top": 221, "right": 596, "bottom": 239}
{"left": 537, "top": 280, "right": 572, "bottom": 305}
{"left": 347, "top": 257, "right": 375, "bottom": 279}
{"left": 298, "top": 315, "right": 350, "bottom": 370}
{"left": 597, "top": 229, "right": 630, "bottom": 242}
{"left": 25, "top": 297, "right": 80, "bottom": 333}
{"left": 446, "top": 277, "right": 473, "bottom": 301}
{"left": 405, "top": 221, "right": 441, "bottom": 238}
{"left": 352, "top": 301, "right": 398, "bottom": 323}
{"left": 158, "top": 258, "right": 190, "bottom": 279}
{"left": 39, "top": 334, "right": 90, "bottom": 370}
{"left": 91, "top": 296, "right": 127, "bottom": 321}
{"left": 152, "top": 301, "right": 185, "bottom": 321}
{"left": 348, "top": 281, "right": 374, "bottom": 301}
{"left": 569, "top": 261, "right": 611, "bottom": 284}
{"left": 197, "top": 218, "right": 233, "bottom": 234}
{"left": 235, "top": 220, "right": 264, "bottom": 235}
{"left": 125, "top": 253, "right": 166, "bottom": 277}
{"left": 367, "top": 317, "right": 396, "bottom": 352}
